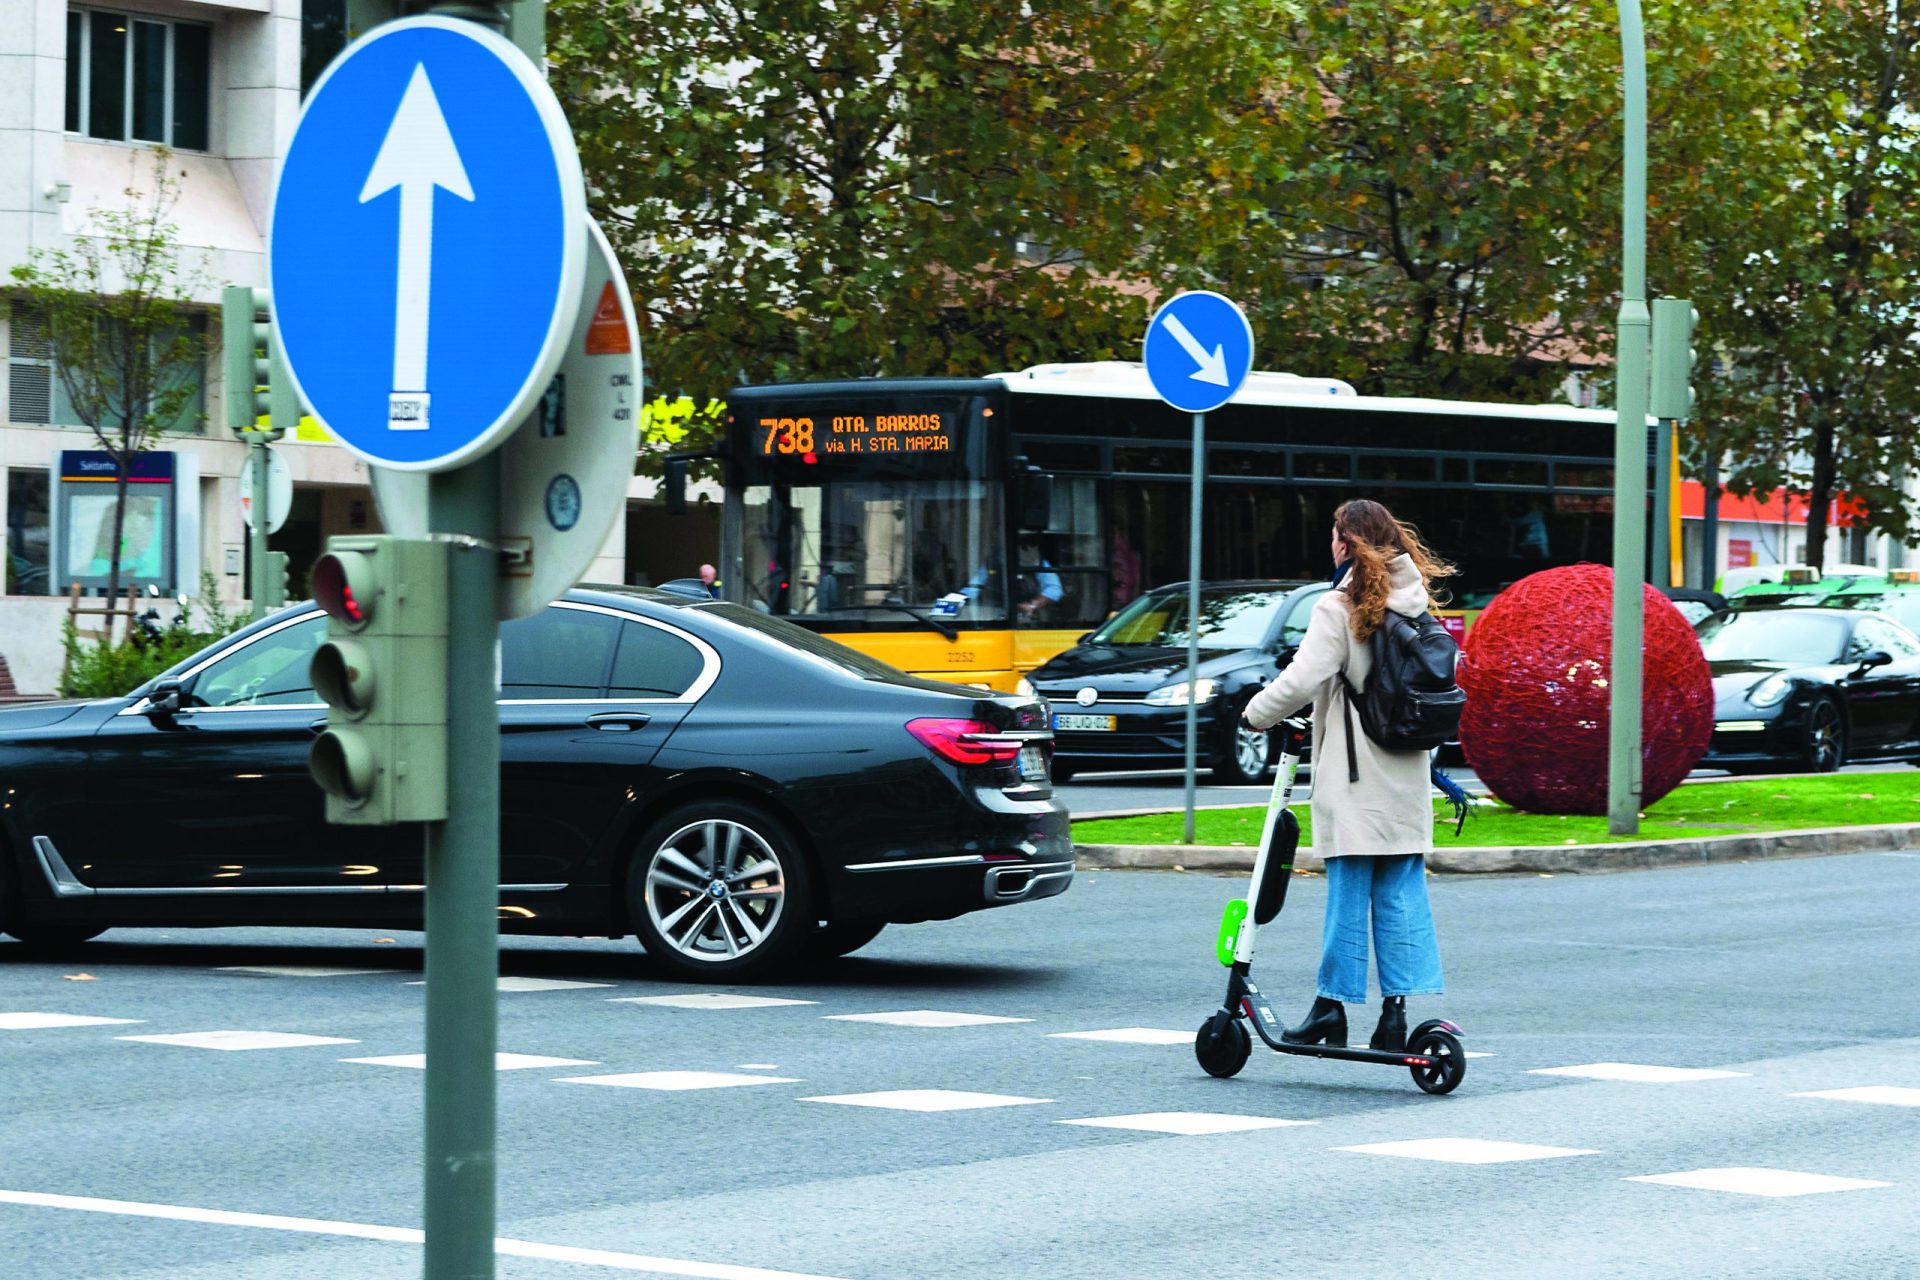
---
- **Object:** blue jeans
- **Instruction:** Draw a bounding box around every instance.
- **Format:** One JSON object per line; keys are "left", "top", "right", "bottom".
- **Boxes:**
{"left": 1316, "top": 854, "right": 1444, "bottom": 1004}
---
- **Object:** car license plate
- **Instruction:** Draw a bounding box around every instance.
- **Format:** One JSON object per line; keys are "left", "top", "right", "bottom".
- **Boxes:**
{"left": 1053, "top": 713, "right": 1116, "bottom": 732}
{"left": 1018, "top": 744, "right": 1049, "bottom": 783}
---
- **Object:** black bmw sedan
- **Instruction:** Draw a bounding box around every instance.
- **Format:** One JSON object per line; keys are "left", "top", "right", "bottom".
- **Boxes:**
{"left": 0, "top": 588, "right": 1071, "bottom": 979}
{"left": 1028, "top": 580, "right": 1328, "bottom": 784}
{"left": 1699, "top": 606, "right": 1920, "bottom": 773}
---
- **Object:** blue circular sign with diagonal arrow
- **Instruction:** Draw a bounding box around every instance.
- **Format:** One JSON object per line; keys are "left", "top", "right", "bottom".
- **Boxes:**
{"left": 270, "top": 16, "right": 586, "bottom": 472}
{"left": 1142, "top": 290, "right": 1255, "bottom": 415}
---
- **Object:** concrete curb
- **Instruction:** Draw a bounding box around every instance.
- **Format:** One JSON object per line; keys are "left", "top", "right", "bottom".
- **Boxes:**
{"left": 1074, "top": 822, "right": 1920, "bottom": 875}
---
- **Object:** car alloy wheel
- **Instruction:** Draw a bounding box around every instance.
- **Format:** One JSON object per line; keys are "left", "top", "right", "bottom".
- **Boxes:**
{"left": 629, "top": 801, "right": 811, "bottom": 979}
{"left": 1806, "top": 700, "right": 1845, "bottom": 773}
{"left": 1211, "top": 700, "right": 1275, "bottom": 785}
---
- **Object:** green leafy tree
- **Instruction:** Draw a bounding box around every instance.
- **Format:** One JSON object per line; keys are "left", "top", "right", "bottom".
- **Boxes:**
{"left": 548, "top": 0, "right": 1278, "bottom": 431}
{"left": 1227, "top": 0, "right": 1800, "bottom": 402}
{"left": 11, "top": 147, "right": 208, "bottom": 611}
{"left": 1670, "top": 0, "right": 1920, "bottom": 569}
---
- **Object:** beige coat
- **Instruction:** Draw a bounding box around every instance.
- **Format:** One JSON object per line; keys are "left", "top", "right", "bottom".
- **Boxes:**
{"left": 1244, "top": 554, "right": 1434, "bottom": 858}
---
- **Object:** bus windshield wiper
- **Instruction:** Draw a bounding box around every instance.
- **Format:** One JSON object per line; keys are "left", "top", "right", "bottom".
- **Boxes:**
{"left": 860, "top": 596, "right": 958, "bottom": 642}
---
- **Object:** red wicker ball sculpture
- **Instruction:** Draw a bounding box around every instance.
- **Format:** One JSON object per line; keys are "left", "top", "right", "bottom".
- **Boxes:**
{"left": 1457, "top": 563, "right": 1712, "bottom": 815}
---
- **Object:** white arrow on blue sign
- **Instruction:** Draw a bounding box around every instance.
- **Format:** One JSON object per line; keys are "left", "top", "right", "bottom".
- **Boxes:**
{"left": 269, "top": 16, "right": 587, "bottom": 473}
{"left": 1142, "top": 290, "right": 1255, "bottom": 415}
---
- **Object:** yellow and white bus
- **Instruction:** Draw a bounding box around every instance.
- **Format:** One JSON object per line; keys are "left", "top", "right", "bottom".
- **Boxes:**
{"left": 709, "top": 363, "right": 1626, "bottom": 691}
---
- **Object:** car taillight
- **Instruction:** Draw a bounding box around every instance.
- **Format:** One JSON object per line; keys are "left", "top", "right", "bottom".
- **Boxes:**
{"left": 906, "top": 718, "right": 1022, "bottom": 766}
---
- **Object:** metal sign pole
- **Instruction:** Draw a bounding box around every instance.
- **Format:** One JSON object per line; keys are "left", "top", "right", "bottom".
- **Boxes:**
{"left": 1608, "top": 0, "right": 1649, "bottom": 836}
{"left": 424, "top": 453, "right": 501, "bottom": 1279}
{"left": 1185, "top": 410, "right": 1205, "bottom": 845}
{"left": 248, "top": 439, "right": 270, "bottom": 620}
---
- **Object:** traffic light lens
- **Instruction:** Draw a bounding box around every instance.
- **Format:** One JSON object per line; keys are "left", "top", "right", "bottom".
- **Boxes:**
{"left": 309, "top": 731, "right": 374, "bottom": 807}
{"left": 313, "top": 551, "right": 371, "bottom": 626}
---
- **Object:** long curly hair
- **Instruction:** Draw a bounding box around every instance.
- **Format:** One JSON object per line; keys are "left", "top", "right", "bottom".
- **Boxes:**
{"left": 1334, "top": 499, "right": 1456, "bottom": 642}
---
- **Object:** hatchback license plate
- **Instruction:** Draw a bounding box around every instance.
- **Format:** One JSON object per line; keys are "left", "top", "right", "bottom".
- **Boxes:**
{"left": 1053, "top": 713, "right": 1116, "bottom": 732}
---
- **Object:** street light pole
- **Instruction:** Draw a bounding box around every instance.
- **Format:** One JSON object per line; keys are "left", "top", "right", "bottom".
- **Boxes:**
{"left": 1608, "top": 0, "right": 1650, "bottom": 836}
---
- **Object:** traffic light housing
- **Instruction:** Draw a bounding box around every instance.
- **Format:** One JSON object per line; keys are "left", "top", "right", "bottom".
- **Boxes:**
{"left": 1650, "top": 298, "right": 1698, "bottom": 421}
{"left": 309, "top": 536, "right": 450, "bottom": 825}
{"left": 222, "top": 285, "right": 299, "bottom": 438}
{"left": 263, "top": 550, "right": 290, "bottom": 609}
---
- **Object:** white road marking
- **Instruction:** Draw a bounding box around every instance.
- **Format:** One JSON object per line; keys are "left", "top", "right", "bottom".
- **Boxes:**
{"left": 0, "top": 1013, "right": 141, "bottom": 1030}
{"left": 405, "top": 990, "right": 614, "bottom": 997}
{"left": 0, "top": 1188, "right": 850, "bottom": 1278}
{"left": 1791, "top": 1085, "right": 1920, "bottom": 1107}
{"left": 1528, "top": 1063, "right": 1749, "bottom": 1083}
{"left": 1626, "top": 1167, "right": 1893, "bottom": 1197}
{"left": 558, "top": 1071, "right": 800, "bottom": 1091}
{"left": 216, "top": 966, "right": 403, "bottom": 978}
{"left": 1047, "top": 1028, "right": 1192, "bottom": 1045}
{"left": 801, "top": 1089, "right": 1051, "bottom": 1112}
{"left": 1060, "top": 1112, "right": 1313, "bottom": 1135}
{"left": 822, "top": 1010, "right": 1032, "bottom": 1028}
{"left": 117, "top": 1031, "right": 359, "bottom": 1051}
{"left": 737, "top": 1064, "right": 781, "bottom": 1071}
{"left": 612, "top": 994, "right": 818, "bottom": 1010}
{"left": 343, "top": 1053, "right": 599, "bottom": 1071}
{"left": 1463, "top": 1051, "right": 1495, "bottom": 1058}
{"left": 1338, "top": 1138, "right": 1600, "bottom": 1164}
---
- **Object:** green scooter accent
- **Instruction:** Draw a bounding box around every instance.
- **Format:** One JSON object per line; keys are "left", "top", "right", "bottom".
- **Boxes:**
{"left": 1216, "top": 898, "right": 1249, "bottom": 967}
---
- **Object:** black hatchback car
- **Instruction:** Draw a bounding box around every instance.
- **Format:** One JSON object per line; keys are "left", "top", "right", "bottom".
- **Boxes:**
{"left": 1699, "top": 606, "right": 1920, "bottom": 772}
{"left": 1028, "top": 580, "right": 1328, "bottom": 784}
{"left": 0, "top": 588, "right": 1071, "bottom": 978}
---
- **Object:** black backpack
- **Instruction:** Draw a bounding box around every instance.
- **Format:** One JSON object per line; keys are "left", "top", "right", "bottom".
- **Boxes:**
{"left": 1336, "top": 611, "right": 1465, "bottom": 781}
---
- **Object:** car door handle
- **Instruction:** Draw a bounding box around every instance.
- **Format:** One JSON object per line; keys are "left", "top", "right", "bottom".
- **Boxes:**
{"left": 586, "top": 712, "right": 652, "bottom": 732}
{"left": 309, "top": 717, "right": 329, "bottom": 734}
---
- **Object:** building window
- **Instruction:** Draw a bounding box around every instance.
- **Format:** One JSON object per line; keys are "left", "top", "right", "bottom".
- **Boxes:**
{"left": 6, "top": 470, "right": 53, "bottom": 596}
{"left": 65, "top": 8, "right": 211, "bottom": 151}
{"left": 8, "top": 301, "right": 205, "bottom": 433}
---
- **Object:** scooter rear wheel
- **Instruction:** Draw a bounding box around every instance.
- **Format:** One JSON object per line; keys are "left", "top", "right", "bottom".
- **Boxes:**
{"left": 1407, "top": 1027, "right": 1466, "bottom": 1095}
{"left": 1195, "top": 1011, "right": 1252, "bottom": 1079}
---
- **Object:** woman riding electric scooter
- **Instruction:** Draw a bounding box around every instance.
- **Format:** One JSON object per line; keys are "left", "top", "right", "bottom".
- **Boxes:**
{"left": 1242, "top": 499, "right": 1452, "bottom": 1053}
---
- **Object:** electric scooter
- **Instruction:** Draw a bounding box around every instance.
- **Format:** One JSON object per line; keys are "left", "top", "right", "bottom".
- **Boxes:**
{"left": 1193, "top": 717, "right": 1467, "bottom": 1094}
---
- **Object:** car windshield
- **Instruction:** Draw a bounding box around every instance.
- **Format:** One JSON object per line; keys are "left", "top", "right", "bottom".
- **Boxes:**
{"left": 1696, "top": 611, "right": 1847, "bottom": 665}
{"left": 1089, "top": 587, "right": 1286, "bottom": 649}
{"left": 1836, "top": 593, "right": 1920, "bottom": 634}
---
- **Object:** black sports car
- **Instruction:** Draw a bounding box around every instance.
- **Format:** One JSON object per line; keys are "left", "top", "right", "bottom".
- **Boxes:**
{"left": 0, "top": 588, "right": 1071, "bottom": 978}
{"left": 1699, "top": 606, "right": 1920, "bottom": 773}
{"left": 1027, "top": 580, "right": 1329, "bottom": 784}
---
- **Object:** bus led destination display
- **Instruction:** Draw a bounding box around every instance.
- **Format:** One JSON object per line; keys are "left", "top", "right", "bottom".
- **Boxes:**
{"left": 755, "top": 407, "right": 957, "bottom": 459}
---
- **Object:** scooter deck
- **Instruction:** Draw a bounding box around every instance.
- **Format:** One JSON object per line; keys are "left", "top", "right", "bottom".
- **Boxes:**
{"left": 1234, "top": 984, "right": 1442, "bottom": 1069}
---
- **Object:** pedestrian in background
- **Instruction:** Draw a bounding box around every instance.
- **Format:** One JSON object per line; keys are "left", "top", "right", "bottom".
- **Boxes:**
{"left": 1242, "top": 498, "right": 1452, "bottom": 1053}
{"left": 697, "top": 563, "right": 721, "bottom": 599}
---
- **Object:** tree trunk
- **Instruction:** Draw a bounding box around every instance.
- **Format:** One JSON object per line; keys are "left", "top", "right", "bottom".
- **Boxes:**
{"left": 1805, "top": 413, "right": 1836, "bottom": 573}
{"left": 106, "top": 460, "right": 130, "bottom": 637}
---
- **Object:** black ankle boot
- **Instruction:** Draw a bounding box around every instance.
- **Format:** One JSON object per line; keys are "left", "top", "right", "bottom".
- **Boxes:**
{"left": 1282, "top": 996, "right": 1347, "bottom": 1047}
{"left": 1370, "top": 996, "right": 1407, "bottom": 1052}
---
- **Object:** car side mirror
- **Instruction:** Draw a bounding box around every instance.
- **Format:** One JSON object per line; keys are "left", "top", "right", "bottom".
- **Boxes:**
{"left": 1854, "top": 648, "right": 1893, "bottom": 672}
{"left": 1012, "top": 460, "right": 1053, "bottom": 532}
{"left": 144, "top": 677, "right": 186, "bottom": 719}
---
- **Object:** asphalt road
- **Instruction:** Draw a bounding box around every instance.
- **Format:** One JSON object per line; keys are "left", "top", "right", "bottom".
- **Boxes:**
{"left": 2, "top": 852, "right": 1917, "bottom": 1279}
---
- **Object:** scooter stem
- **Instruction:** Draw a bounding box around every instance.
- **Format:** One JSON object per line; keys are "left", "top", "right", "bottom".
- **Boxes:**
{"left": 1231, "top": 719, "right": 1307, "bottom": 967}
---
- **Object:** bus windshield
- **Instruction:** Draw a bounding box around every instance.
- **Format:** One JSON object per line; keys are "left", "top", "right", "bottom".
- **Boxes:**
{"left": 1090, "top": 585, "right": 1290, "bottom": 649}
{"left": 741, "top": 479, "right": 1008, "bottom": 624}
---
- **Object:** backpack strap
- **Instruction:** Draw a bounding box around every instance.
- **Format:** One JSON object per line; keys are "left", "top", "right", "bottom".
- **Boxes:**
{"left": 1337, "top": 670, "right": 1360, "bottom": 785}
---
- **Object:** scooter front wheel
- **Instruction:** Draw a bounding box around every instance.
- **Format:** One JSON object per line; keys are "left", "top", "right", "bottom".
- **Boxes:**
{"left": 1195, "top": 1010, "right": 1252, "bottom": 1079}
{"left": 1408, "top": 1027, "right": 1466, "bottom": 1095}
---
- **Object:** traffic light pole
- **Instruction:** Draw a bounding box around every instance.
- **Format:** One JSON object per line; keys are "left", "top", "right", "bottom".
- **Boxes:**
{"left": 248, "top": 436, "right": 271, "bottom": 620}
{"left": 1608, "top": 0, "right": 1649, "bottom": 836}
{"left": 425, "top": 452, "right": 501, "bottom": 1280}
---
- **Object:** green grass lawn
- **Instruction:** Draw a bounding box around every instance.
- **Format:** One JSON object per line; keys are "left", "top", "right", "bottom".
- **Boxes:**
{"left": 1070, "top": 772, "right": 1920, "bottom": 848}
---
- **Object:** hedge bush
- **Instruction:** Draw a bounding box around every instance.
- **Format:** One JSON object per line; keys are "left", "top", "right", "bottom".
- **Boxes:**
{"left": 58, "top": 576, "right": 243, "bottom": 699}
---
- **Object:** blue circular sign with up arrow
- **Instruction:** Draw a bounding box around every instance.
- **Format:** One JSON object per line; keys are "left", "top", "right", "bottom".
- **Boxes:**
{"left": 270, "top": 17, "right": 586, "bottom": 472}
{"left": 1142, "top": 291, "right": 1255, "bottom": 415}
